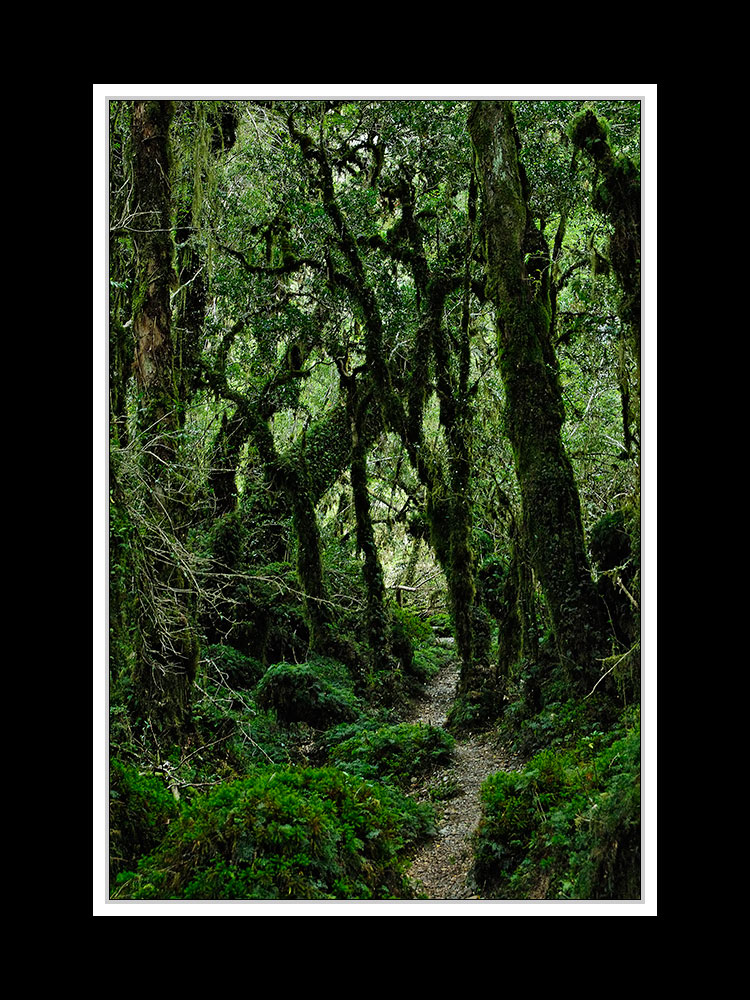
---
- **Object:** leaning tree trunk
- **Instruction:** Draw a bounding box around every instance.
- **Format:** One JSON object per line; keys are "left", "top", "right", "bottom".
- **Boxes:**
{"left": 129, "top": 100, "right": 198, "bottom": 740}
{"left": 469, "top": 100, "right": 607, "bottom": 694}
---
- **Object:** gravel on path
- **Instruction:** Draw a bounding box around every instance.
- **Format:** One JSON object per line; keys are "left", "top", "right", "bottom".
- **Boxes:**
{"left": 404, "top": 656, "right": 525, "bottom": 901}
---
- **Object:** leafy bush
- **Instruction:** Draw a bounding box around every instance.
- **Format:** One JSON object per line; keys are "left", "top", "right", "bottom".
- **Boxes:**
{"left": 447, "top": 656, "right": 506, "bottom": 732}
{"left": 390, "top": 604, "right": 432, "bottom": 646}
{"left": 472, "top": 708, "right": 641, "bottom": 899}
{"left": 412, "top": 641, "right": 455, "bottom": 680}
{"left": 255, "top": 655, "right": 360, "bottom": 726}
{"left": 501, "top": 694, "right": 612, "bottom": 758}
{"left": 427, "top": 611, "right": 453, "bottom": 638}
{"left": 116, "top": 766, "right": 435, "bottom": 900}
{"left": 328, "top": 722, "right": 454, "bottom": 785}
{"left": 205, "top": 644, "right": 265, "bottom": 689}
{"left": 109, "top": 760, "right": 178, "bottom": 886}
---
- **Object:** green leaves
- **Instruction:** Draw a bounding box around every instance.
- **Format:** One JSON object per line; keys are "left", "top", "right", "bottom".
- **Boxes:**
{"left": 329, "top": 721, "right": 454, "bottom": 785}
{"left": 255, "top": 656, "right": 361, "bottom": 727}
{"left": 473, "top": 708, "right": 640, "bottom": 899}
{"left": 120, "top": 765, "right": 433, "bottom": 900}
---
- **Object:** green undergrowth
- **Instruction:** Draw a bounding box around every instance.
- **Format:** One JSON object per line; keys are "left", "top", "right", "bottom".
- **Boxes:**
{"left": 472, "top": 704, "right": 640, "bottom": 899}
{"left": 112, "top": 765, "right": 434, "bottom": 900}
{"left": 109, "top": 760, "right": 179, "bottom": 885}
{"left": 412, "top": 640, "right": 456, "bottom": 681}
{"left": 325, "top": 720, "right": 455, "bottom": 786}
{"left": 447, "top": 679, "right": 504, "bottom": 733}
{"left": 255, "top": 655, "right": 361, "bottom": 727}
{"left": 109, "top": 626, "right": 454, "bottom": 900}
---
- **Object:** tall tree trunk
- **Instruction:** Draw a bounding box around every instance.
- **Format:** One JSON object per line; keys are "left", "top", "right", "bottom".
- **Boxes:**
{"left": 341, "top": 369, "right": 394, "bottom": 672}
{"left": 469, "top": 100, "right": 607, "bottom": 694}
{"left": 570, "top": 108, "right": 641, "bottom": 454}
{"left": 208, "top": 408, "right": 249, "bottom": 516}
{"left": 130, "top": 100, "right": 198, "bottom": 740}
{"left": 238, "top": 400, "right": 342, "bottom": 662}
{"left": 132, "top": 101, "right": 179, "bottom": 455}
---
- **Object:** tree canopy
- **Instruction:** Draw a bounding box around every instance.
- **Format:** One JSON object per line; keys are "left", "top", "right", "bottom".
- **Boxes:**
{"left": 99, "top": 87, "right": 652, "bottom": 911}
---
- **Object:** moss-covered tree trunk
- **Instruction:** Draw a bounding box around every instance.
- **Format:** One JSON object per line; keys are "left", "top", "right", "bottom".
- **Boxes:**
{"left": 341, "top": 369, "right": 394, "bottom": 671}
{"left": 469, "top": 100, "right": 607, "bottom": 694}
{"left": 208, "top": 408, "right": 250, "bottom": 516}
{"left": 109, "top": 106, "right": 134, "bottom": 452}
{"left": 570, "top": 109, "right": 641, "bottom": 455}
{"left": 233, "top": 398, "right": 338, "bottom": 661}
{"left": 288, "top": 453, "right": 331, "bottom": 655}
{"left": 130, "top": 100, "right": 198, "bottom": 740}
{"left": 288, "top": 113, "right": 493, "bottom": 709}
{"left": 132, "top": 101, "right": 179, "bottom": 454}
{"left": 493, "top": 524, "right": 540, "bottom": 709}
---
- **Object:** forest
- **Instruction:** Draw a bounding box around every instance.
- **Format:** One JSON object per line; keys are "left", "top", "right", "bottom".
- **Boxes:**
{"left": 101, "top": 89, "right": 651, "bottom": 912}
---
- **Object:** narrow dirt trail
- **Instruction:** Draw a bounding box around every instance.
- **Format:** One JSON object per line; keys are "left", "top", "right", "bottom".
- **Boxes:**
{"left": 404, "top": 653, "right": 525, "bottom": 900}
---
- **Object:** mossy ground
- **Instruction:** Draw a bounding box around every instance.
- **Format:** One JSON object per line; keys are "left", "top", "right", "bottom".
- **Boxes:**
{"left": 472, "top": 703, "right": 640, "bottom": 899}
{"left": 114, "top": 765, "right": 434, "bottom": 900}
{"left": 109, "top": 626, "right": 447, "bottom": 901}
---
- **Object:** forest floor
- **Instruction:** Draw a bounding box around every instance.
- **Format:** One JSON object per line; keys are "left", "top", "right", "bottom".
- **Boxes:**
{"left": 403, "top": 653, "right": 527, "bottom": 901}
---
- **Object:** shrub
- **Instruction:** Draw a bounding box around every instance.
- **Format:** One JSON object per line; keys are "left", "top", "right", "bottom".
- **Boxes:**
{"left": 109, "top": 760, "right": 178, "bottom": 887}
{"left": 427, "top": 611, "right": 453, "bottom": 638}
{"left": 472, "top": 709, "right": 641, "bottom": 899}
{"left": 412, "top": 642, "right": 455, "bottom": 679}
{"left": 328, "top": 722, "right": 454, "bottom": 785}
{"left": 472, "top": 748, "right": 567, "bottom": 890}
{"left": 205, "top": 644, "right": 265, "bottom": 689}
{"left": 255, "top": 656, "right": 360, "bottom": 726}
{"left": 390, "top": 605, "right": 432, "bottom": 646}
{"left": 116, "top": 766, "right": 435, "bottom": 900}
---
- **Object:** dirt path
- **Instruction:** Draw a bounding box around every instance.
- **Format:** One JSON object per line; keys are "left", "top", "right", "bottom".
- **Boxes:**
{"left": 404, "top": 654, "right": 525, "bottom": 900}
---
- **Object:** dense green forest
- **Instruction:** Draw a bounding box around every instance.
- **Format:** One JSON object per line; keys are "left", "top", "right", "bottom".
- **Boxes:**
{"left": 100, "top": 89, "right": 651, "bottom": 912}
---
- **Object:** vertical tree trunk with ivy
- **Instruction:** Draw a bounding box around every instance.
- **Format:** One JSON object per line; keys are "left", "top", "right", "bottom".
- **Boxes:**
{"left": 469, "top": 100, "right": 607, "bottom": 694}
{"left": 130, "top": 100, "right": 198, "bottom": 740}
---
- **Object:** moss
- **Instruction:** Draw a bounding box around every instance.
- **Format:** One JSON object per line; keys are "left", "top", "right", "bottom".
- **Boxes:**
{"left": 472, "top": 709, "right": 641, "bottom": 899}
{"left": 110, "top": 760, "right": 178, "bottom": 888}
{"left": 570, "top": 105, "right": 641, "bottom": 411}
{"left": 347, "top": 381, "right": 392, "bottom": 668}
{"left": 471, "top": 100, "right": 611, "bottom": 691}
{"left": 328, "top": 721, "right": 454, "bottom": 785}
{"left": 118, "top": 766, "right": 434, "bottom": 900}
{"left": 569, "top": 109, "right": 612, "bottom": 162}
{"left": 282, "top": 454, "right": 332, "bottom": 654}
{"left": 255, "top": 656, "right": 361, "bottom": 727}
{"left": 447, "top": 678, "right": 503, "bottom": 732}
